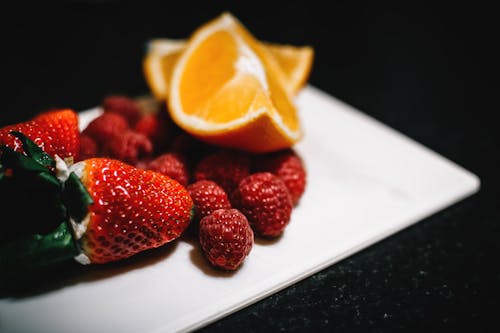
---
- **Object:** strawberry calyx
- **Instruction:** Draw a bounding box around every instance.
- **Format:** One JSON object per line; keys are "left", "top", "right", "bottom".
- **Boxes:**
{"left": 0, "top": 131, "right": 93, "bottom": 273}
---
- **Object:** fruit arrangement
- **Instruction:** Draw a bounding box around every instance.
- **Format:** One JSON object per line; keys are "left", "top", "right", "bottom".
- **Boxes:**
{"left": 0, "top": 12, "right": 312, "bottom": 273}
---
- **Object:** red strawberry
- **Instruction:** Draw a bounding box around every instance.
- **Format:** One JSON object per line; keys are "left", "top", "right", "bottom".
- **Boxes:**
{"left": 187, "top": 180, "right": 232, "bottom": 226}
{"left": 0, "top": 136, "right": 193, "bottom": 271}
{"left": 254, "top": 149, "right": 306, "bottom": 205}
{"left": 199, "top": 208, "right": 253, "bottom": 270}
{"left": 147, "top": 152, "right": 190, "bottom": 187}
{"left": 231, "top": 172, "right": 293, "bottom": 238}
{"left": 102, "top": 95, "right": 141, "bottom": 126}
{"left": 70, "top": 157, "right": 193, "bottom": 264}
{"left": 0, "top": 109, "right": 80, "bottom": 160}
{"left": 194, "top": 150, "right": 251, "bottom": 194}
{"left": 81, "top": 112, "right": 129, "bottom": 145}
{"left": 102, "top": 130, "right": 153, "bottom": 164}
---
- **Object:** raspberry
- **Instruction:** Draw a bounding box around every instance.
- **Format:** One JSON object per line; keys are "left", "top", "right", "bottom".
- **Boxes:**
{"left": 102, "top": 95, "right": 141, "bottom": 125}
{"left": 187, "top": 180, "right": 232, "bottom": 227}
{"left": 79, "top": 134, "right": 99, "bottom": 161}
{"left": 147, "top": 152, "right": 190, "bottom": 187}
{"left": 199, "top": 208, "right": 253, "bottom": 271}
{"left": 102, "top": 130, "right": 153, "bottom": 164}
{"left": 134, "top": 157, "right": 154, "bottom": 170}
{"left": 194, "top": 150, "right": 251, "bottom": 194}
{"left": 169, "top": 133, "right": 217, "bottom": 166}
{"left": 82, "top": 112, "right": 129, "bottom": 144}
{"left": 254, "top": 149, "right": 306, "bottom": 205}
{"left": 231, "top": 172, "right": 293, "bottom": 238}
{"left": 134, "top": 113, "right": 171, "bottom": 153}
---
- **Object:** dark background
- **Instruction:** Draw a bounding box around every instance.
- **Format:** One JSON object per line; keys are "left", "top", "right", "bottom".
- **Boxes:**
{"left": 1, "top": 1, "right": 498, "bottom": 331}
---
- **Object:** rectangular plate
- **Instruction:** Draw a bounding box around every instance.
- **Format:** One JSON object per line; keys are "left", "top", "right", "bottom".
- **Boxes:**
{"left": 0, "top": 86, "right": 479, "bottom": 333}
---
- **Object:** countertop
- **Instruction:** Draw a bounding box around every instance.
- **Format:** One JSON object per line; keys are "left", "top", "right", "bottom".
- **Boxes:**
{"left": 1, "top": 1, "right": 497, "bottom": 332}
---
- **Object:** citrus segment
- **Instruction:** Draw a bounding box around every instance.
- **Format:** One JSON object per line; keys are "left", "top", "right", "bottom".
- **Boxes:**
{"left": 143, "top": 39, "right": 184, "bottom": 99}
{"left": 265, "top": 43, "right": 314, "bottom": 95}
{"left": 144, "top": 37, "right": 313, "bottom": 99}
{"left": 168, "top": 12, "right": 302, "bottom": 153}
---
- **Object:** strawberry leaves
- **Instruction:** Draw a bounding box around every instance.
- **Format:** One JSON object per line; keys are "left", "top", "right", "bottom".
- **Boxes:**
{"left": 0, "top": 220, "right": 79, "bottom": 272}
{"left": 0, "top": 131, "right": 58, "bottom": 187}
{"left": 62, "top": 172, "right": 93, "bottom": 223}
{"left": 9, "top": 131, "right": 55, "bottom": 169}
{"left": 0, "top": 131, "right": 91, "bottom": 272}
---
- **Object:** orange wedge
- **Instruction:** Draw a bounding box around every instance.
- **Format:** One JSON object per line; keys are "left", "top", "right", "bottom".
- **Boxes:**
{"left": 265, "top": 42, "right": 314, "bottom": 95}
{"left": 143, "top": 38, "right": 313, "bottom": 99}
{"left": 168, "top": 12, "right": 302, "bottom": 153}
{"left": 143, "top": 39, "right": 185, "bottom": 99}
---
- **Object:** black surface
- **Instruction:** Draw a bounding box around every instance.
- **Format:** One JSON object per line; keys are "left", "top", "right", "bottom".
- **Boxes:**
{"left": 1, "top": 1, "right": 498, "bottom": 332}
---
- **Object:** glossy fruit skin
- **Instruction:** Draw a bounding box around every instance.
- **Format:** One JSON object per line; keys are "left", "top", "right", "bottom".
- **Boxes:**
{"left": 231, "top": 172, "right": 293, "bottom": 237}
{"left": 76, "top": 158, "right": 193, "bottom": 264}
{"left": 0, "top": 109, "right": 80, "bottom": 160}
{"left": 254, "top": 149, "right": 306, "bottom": 205}
{"left": 199, "top": 208, "right": 253, "bottom": 270}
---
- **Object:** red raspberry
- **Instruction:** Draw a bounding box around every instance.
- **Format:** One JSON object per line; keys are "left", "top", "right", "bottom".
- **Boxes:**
{"left": 199, "top": 208, "right": 253, "bottom": 271}
{"left": 169, "top": 133, "right": 217, "bottom": 166}
{"left": 134, "top": 157, "right": 154, "bottom": 170}
{"left": 147, "top": 152, "right": 190, "bottom": 187}
{"left": 134, "top": 113, "right": 173, "bottom": 153}
{"left": 255, "top": 149, "right": 307, "bottom": 205}
{"left": 79, "top": 134, "right": 99, "bottom": 161}
{"left": 194, "top": 150, "right": 251, "bottom": 194}
{"left": 231, "top": 172, "right": 293, "bottom": 238}
{"left": 82, "top": 112, "right": 129, "bottom": 144}
{"left": 102, "top": 95, "right": 141, "bottom": 125}
{"left": 187, "top": 180, "right": 232, "bottom": 225}
{"left": 102, "top": 130, "right": 153, "bottom": 164}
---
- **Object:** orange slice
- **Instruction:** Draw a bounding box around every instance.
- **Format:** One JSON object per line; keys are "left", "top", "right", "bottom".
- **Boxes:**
{"left": 265, "top": 42, "right": 314, "bottom": 95}
{"left": 143, "top": 38, "right": 313, "bottom": 99}
{"left": 143, "top": 39, "right": 185, "bottom": 99}
{"left": 168, "top": 12, "right": 302, "bottom": 153}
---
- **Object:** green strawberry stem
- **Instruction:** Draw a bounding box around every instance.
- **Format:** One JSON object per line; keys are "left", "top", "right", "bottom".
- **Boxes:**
{"left": 62, "top": 172, "right": 93, "bottom": 223}
{"left": 0, "top": 221, "right": 80, "bottom": 272}
{"left": 0, "top": 131, "right": 93, "bottom": 272}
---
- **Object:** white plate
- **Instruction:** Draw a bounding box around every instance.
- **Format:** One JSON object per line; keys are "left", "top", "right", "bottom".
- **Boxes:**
{"left": 0, "top": 85, "right": 480, "bottom": 333}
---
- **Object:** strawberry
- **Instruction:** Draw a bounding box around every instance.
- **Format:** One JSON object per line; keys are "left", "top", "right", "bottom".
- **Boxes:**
{"left": 231, "top": 172, "right": 293, "bottom": 238}
{"left": 187, "top": 180, "right": 232, "bottom": 233}
{"left": 0, "top": 134, "right": 194, "bottom": 271}
{"left": 254, "top": 149, "right": 306, "bottom": 205}
{"left": 71, "top": 158, "right": 193, "bottom": 264}
{"left": 147, "top": 152, "right": 190, "bottom": 187}
{"left": 194, "top": 149, "right": 251, "bottom": 194}
{"left": 199, "top": 208, "right": 253, "bottom": 270}
{"left": 0, "top": 109, "right": 80, "bottom": 160}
